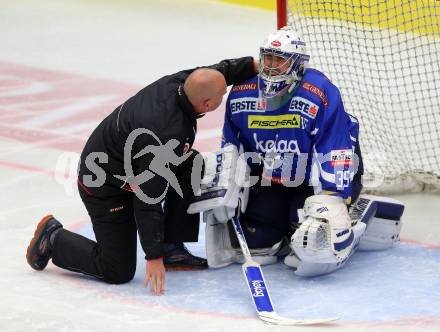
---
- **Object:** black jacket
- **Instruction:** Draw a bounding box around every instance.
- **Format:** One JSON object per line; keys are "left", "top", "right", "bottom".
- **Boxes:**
{"left": 78, "top": 57, "right": 255, "bottom": 259}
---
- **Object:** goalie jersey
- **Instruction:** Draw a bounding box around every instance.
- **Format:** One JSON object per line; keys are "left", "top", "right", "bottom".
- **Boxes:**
{"left": 221, "top": 68, "right": 361, "bottom": 201}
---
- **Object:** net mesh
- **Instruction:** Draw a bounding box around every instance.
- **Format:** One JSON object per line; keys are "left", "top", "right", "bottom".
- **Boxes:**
{"left": 285, "top": 0, "right": 440, "bottom": 193}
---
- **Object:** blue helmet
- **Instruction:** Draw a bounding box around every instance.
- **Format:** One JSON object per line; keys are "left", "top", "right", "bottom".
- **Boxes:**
{"left": 258, "top": 27, "right": 310, "bottom": 98}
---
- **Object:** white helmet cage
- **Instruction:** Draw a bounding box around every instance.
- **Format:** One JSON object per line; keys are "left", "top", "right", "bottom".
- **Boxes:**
{"left": 258, "top": 26, "right": 310, "bottom": 98}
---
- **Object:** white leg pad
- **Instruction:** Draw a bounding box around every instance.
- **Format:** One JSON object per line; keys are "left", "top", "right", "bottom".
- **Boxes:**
{"left": 284, "top": 220, "right": 366, "bottom": 277}
{"left": 204, "top": 211, "right": 239, "bottom": 268}
{"left": 204, "top": 210, "right": 282, "bottom": 268}
{"left": 357, "top": 195, "right": 404, "bottom": 251}
{"left": 284, "top": 194, "right": 404, "bottom": 276}
{"left": 358, "top": 217, "right": 403, "bottom": 251}
{"left": 235, "top": 241, "right": 282, "bottom": 266}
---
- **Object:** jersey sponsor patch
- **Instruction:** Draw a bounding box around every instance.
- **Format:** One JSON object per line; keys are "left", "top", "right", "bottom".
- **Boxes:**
{"left": 289, "top": 96, "right": 319, "bottom": 119}
{"left": 330, "top": 149, "right": 353, "bottom": 166}
{"left": 248, "top": 114, "right": 301, "bottom": 129}
{"left": 231, "top": 83, "right": 257, "bottom": 92}
{"left": 302, "top": 82, "right": 328, "bottom": 108}
{"left": 230, "top": 97, "right": 265, "bottom": 114}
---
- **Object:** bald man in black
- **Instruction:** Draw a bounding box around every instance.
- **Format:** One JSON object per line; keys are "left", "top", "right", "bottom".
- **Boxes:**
{"left": 27, "top": 57, "right": 257, "bottom": 295}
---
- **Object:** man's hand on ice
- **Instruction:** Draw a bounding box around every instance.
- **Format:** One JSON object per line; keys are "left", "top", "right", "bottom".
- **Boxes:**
{"left": 144, "top": 257, "right": 165, "bottom": 295}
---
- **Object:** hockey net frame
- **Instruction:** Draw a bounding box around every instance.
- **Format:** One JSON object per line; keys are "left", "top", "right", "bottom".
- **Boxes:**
{"left": 277, "top": 0, "right": 440, "bottom": 194}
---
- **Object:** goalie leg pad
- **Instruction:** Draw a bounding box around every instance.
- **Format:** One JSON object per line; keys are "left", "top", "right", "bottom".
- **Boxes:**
{"left": 204, "top": 211, "right": 239, "bottom": 268}
{"left": 357, "top": 195, "right": 404, "bottom": 251}
{"left": 284, "top": 193, "right": 379, "bottom": 277}
{"left": 284, "top": 220, "right": 366, "bottom": 277}
{"left": 236, "top": 240, "right": 283, "bottom": 266}
{"left": 205, "top": 210, "right": 283, "bottom": 267}
{"left": 284, "top": 194, "right": 404, "bottom": 276}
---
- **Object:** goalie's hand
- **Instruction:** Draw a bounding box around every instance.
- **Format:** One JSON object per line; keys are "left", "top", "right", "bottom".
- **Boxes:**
{"left": 144, "top": 257, "right": 165, "bottom": 295}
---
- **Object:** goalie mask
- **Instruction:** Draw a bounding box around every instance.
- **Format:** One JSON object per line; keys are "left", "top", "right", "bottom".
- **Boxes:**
{"left": 258, "top": 27, "right": 310, "bottom": 98}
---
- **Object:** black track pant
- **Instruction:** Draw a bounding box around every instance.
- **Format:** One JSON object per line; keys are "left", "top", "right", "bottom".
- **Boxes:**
{"left": 51, "top": 157, "right": 200, "bottom": 284}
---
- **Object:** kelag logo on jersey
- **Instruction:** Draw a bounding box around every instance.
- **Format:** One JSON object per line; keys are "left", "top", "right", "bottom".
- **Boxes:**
{"left": 330, "top": 149, "right": 353, "bottom": 166}
{"left": 289, "top": 96, "right": 319, "bottom": 119}
{"left": 253, "top": 133, "right": 301, "bottom": 154}
{"left": 230, "top": 97, "right": 265, "bottom": 114}
{"left": 248, "top": 114, "right": 301, "bottom": 129}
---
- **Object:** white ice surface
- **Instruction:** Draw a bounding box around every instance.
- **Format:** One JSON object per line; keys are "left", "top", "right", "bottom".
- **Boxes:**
{"left": 1, "top": 1, "right": 439, "bottom": 331}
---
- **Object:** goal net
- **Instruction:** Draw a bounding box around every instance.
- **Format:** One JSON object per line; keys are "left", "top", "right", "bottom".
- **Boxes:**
{"left": 277, "top": 0, "right": 440, "bottom": 193}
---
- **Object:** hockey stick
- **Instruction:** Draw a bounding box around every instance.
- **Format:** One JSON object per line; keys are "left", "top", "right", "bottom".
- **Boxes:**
{"left": 230, "top": 216, "right": 338, "bottom": 325}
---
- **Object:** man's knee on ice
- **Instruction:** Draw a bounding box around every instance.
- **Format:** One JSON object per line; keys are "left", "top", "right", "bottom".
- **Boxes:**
{"left": 102, "top": 261, "right": 136, "bottom": 284}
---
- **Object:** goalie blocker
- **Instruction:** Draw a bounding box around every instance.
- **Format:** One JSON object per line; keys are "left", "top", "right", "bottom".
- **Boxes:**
{"left": 187, "top": 145, "right": 283, "bottom": 267}
{"left": 187, "top": 146, "right": 404, "bottom": 276}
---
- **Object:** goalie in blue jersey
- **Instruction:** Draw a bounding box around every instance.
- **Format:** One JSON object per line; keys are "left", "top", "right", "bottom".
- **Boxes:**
{"left": 188, "top": 27, "right": 404, "bottom": 276}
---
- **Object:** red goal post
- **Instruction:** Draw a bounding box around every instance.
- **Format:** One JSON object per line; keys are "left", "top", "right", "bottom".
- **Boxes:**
{"left": 277, "top": 0, "right": 288, "bottom": 29}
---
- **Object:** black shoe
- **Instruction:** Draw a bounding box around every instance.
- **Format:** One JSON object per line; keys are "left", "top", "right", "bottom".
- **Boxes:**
{"left": 26, "top": 215, "right": 62, "bottom": 271}
{"left": 163, "top": 243, "right": 208, "bottom": 271}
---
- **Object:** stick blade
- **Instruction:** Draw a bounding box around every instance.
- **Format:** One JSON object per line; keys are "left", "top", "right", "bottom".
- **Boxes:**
{"left": 258, "top": 312, "right": 339, "bottom": 326}
{"left": 242, "top": 263, "right": 275, "bottom": 314}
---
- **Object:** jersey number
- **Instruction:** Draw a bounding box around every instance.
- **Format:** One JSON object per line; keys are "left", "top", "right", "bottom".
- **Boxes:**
{"left": 336, "top": 170, "right": 350, "bottom": 189}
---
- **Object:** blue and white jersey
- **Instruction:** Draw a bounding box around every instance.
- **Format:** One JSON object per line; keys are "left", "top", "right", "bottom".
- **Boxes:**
{"left": 221, "top": 68, "right": 360, "bottom": 201}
